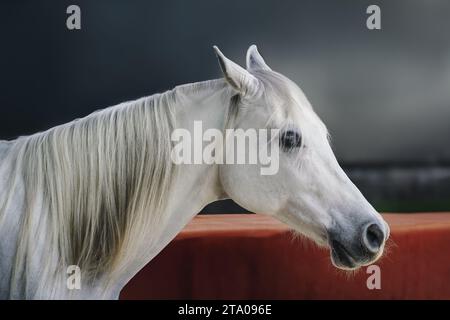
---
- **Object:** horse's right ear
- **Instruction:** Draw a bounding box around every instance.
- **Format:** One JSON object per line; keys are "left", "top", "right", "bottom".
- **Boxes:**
{"left": 213, "top": 46, "right": 259, "bottom": 97}
{"left": 246, "top": 45, "right": 271, "bottom": 72}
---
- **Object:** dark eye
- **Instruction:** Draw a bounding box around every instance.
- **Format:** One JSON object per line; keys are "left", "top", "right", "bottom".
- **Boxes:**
{"left": 280, "top": 130, "right": 302, "bottom": 151}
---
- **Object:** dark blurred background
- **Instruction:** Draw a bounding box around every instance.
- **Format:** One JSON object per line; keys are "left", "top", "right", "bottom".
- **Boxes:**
{"left": 1, "top": 0, "right": 449, "bottom": 212}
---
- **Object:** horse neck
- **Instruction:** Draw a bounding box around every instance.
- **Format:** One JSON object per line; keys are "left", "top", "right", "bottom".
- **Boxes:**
{"left": 110, "top": 79, "right": 233, "bottom": 296}
{"left": 95, "top": 80, "right": 233, "bottom": 298}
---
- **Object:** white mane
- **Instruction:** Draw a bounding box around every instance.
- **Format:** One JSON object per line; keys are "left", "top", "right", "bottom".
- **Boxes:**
{"left": 0, "top": 90, "right": 182, "bottom": 284}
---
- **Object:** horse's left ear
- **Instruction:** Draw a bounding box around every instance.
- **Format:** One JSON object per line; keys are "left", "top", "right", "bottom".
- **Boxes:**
{"left": 213, "top": 46, "right": 259, "bottom": 96}
{"left": 246, "top": 45, "right": 271, "bottom": 72}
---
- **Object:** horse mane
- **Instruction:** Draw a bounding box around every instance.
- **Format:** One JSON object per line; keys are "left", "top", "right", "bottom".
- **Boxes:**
{"left": 3, "top": 89, "right": 182, "bottom": 281}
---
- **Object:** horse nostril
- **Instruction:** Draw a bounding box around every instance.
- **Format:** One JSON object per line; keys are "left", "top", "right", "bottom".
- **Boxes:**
{"left": 362, "top": 223, "right": 384, "bottom": 254}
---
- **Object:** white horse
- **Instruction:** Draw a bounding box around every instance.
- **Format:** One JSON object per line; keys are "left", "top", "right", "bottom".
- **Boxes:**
{"left": 0, "top": 45, "right": 389, "bottom": 299}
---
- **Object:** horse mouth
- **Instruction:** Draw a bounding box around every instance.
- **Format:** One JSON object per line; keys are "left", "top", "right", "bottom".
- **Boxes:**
{"left": 330, "top": 240, "right": 358, "bottom": 270}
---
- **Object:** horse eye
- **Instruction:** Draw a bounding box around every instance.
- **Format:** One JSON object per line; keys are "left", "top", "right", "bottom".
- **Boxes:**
{"left": 280, "top": 130, "right": 302, "bottom": 151}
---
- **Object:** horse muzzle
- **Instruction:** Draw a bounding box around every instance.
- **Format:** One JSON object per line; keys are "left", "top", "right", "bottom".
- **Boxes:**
{"left": 328, "top": 220, "right": 389, "bottom": 270}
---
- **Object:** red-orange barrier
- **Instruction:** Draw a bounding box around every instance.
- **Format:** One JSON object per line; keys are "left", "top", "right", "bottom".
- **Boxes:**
{"left": 120, "top": 213, "right": 450, "bottom": 299}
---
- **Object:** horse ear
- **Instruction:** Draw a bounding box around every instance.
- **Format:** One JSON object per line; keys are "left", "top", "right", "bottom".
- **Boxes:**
{"left": 213, "top": 46, "right": 259, "bottom": 96}
{"left": 246, "top": 45, "right": 271, "bottom": 72}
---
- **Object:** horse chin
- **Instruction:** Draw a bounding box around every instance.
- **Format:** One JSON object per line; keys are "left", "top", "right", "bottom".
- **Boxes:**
{"left": 330, "top": 249, "right": 361, "bottom": 271}
{"left": 329, "top": 242, "right": 385, "bottom": 271}
{"left": 316, "top": 234, "right": 362, "bottom": 270}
